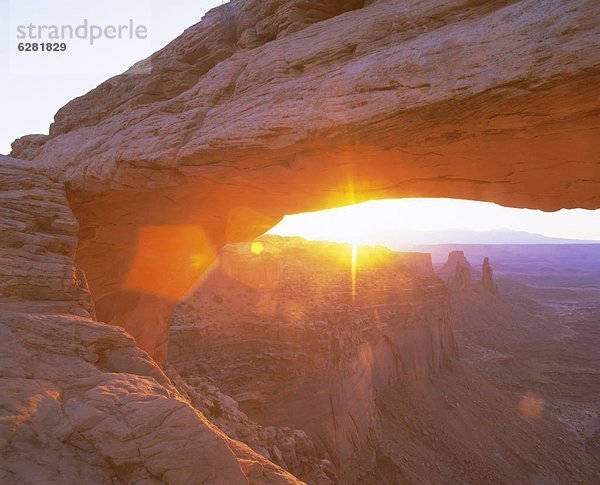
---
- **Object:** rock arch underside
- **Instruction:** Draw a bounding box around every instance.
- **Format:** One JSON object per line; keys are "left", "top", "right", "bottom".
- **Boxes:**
{"left": 2, "top": 0, "right": 600, "bottom": 483}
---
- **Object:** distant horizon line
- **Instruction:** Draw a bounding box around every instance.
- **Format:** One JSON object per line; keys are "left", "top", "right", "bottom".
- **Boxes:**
{"left": 261, "top": 234, "right": 600, "bottom": 247}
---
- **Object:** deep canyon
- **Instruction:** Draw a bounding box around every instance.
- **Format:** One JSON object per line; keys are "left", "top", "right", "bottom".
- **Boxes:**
{"left": 167, "top": 236, "right": 599, "bottom": 483}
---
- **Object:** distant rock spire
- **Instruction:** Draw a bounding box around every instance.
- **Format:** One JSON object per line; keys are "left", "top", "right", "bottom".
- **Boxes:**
{"left": 440, "top": 251, "right": 472, "bottom": 291}
{"left": 450, "top": 262, "right": 472, "bottom": 291}
{"left": 481, "top": 257, "right": 498, "bottom": 294}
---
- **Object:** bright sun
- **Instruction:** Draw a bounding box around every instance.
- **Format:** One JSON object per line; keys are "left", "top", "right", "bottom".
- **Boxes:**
{"left": 267, "top": 198, "right": 600, "bottom": 247}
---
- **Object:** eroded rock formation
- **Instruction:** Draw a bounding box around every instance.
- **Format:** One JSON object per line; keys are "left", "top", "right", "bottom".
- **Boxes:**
{"left": 439, "top": 251, "right": 500, "bottom": 294}
{"left": 0, "top": 156, "right": 94, "bottom": 317}
{"left": 163, "top": 364, "right": 335, "bottom": 483}
{"left": 1, "top": 0, "right": 600, "bottom": 481}
{"left": 7, "top": 0, "right": 600, "bottom": 360}
{"left": 481, "top": 256, "right": 498, "bottom": 293}
{"left": 167, "top": 236, "right": 590, "bottom": 482}
{"left": 439, "top": 250, "right": 472, "bottom": 291}
{"left": 0, "top": 157, "right": 300, "bottom": 484}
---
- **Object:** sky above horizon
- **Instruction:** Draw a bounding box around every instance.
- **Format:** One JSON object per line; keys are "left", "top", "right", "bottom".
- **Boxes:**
{"left": 0, "top": 0, "right": 222, "bottom": 154}
{"left": 268, "top": 199, "right": 600, "bottom": 246}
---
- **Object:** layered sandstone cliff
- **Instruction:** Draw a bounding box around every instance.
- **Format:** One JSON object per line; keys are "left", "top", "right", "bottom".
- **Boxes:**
{"left": 0, "top": 156, "right": 94, "bottom": 317}
{"left": 168, "top": 236, "right": 590, "bottom": 482}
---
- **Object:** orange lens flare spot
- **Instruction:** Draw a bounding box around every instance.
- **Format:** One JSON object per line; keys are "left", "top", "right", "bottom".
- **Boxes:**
{"left": 191, "top": 253, "right": 210, "bottom": 270}
{"left": 222, "top": 243, "right": 281, "bottom": 290}
{"left": 125, "top": 225, "right": 216, "bottom": 299}
{"left": 251, "top": 241, "right": 265, "bottom": 255}
{"left": 518, "top": 392, "right": 544, "bottom": 420}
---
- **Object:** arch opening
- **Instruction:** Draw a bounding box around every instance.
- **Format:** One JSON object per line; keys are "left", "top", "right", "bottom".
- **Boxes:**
{"left": 69, "top": 185, "right": 600, "bottom": 363}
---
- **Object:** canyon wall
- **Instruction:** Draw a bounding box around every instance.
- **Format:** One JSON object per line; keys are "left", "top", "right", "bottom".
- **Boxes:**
{"left": 7, "top": 0, "right": 600, "bottom": 360}
{"left": 0, "top": 157, "right": 94, "bottom": 317}
{"left": 166, "top": 237, "right": 590, "bottom": 482}
{"left": 168, "top": 236, "right": 457, "bottom": 481}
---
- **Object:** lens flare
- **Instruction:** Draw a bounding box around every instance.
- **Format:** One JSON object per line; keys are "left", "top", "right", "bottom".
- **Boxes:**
{"left": 251, "top": 241, "right": 265, "bottom": 255}
{"left": 518, "top": 392, "right": 544, "bottom": 420}
{"left": 351, "top": 243, "right": 358, "bottom": 300}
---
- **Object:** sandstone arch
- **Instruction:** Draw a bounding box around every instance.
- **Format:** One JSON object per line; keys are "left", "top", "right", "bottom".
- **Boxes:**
{"left": 10, "top": 0, "right": 600, "bottom": 361}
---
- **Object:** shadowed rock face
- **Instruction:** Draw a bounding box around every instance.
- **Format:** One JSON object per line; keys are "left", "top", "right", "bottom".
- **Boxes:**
{"left": 9, "top": 1, "right": 600, "bottom": 360}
